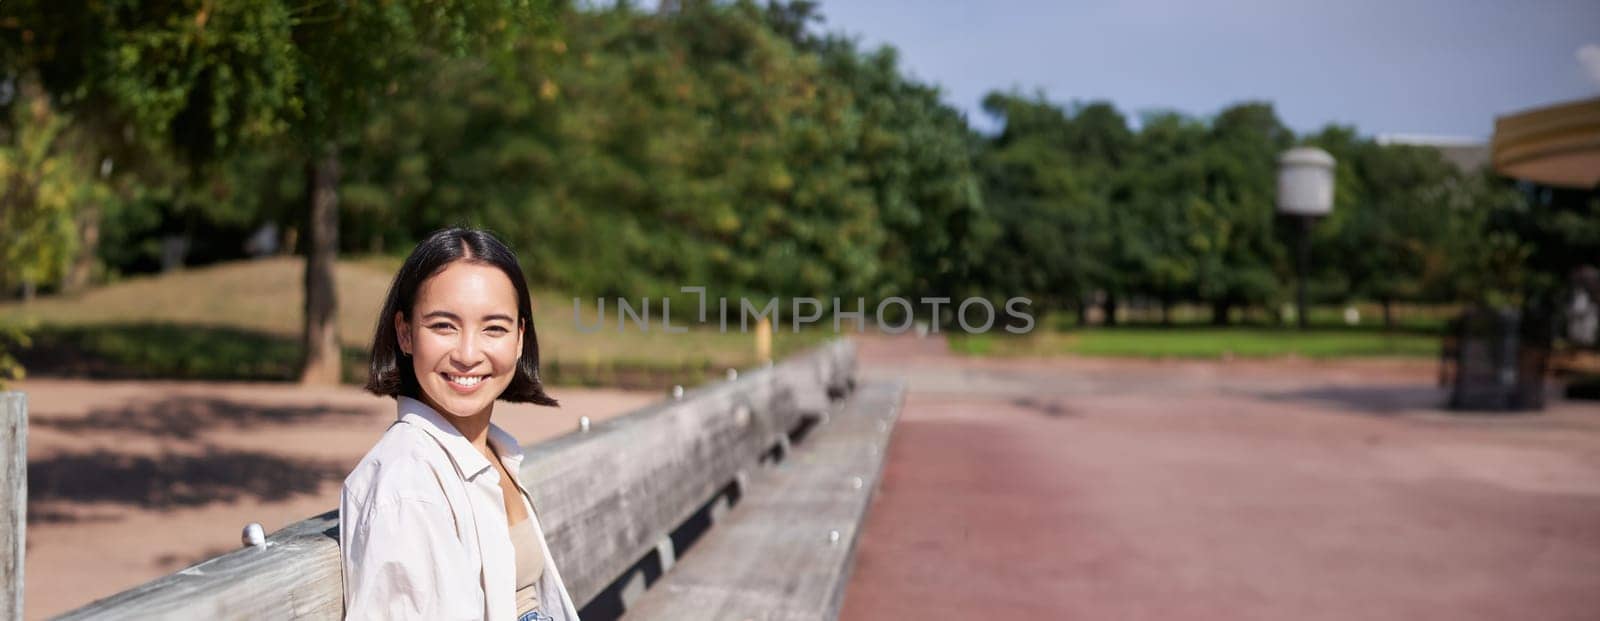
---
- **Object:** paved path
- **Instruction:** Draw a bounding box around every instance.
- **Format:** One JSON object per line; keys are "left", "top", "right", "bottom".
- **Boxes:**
{"left": 840, "top": 334, "right": 1600, "bottom": 620}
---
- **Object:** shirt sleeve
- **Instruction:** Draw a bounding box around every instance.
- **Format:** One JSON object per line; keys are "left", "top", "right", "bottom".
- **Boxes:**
{"left": 341, "top": 469, "right": 483, "bottom": 620}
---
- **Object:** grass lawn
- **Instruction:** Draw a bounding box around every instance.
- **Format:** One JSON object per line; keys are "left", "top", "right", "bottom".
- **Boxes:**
{"left": 949, "top": 325, "right": 1441, "bottom": 359}
{"left": 0, "top": 257, "right": 831, "bottom": 387}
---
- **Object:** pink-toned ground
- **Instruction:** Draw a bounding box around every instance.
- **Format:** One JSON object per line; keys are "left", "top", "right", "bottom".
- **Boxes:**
{"left": 16, "top": 379, "right": 658, "bottom": 620}
{"left": 839, "top": 335, "right": 1600, "bottom": 620}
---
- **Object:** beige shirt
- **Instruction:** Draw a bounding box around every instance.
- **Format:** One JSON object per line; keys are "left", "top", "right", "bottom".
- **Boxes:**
{"left": 340, "top": 396, "right": 580, "bottom": 620}
{"left": 510, "top": 517, "right": 545, "bottom": 612}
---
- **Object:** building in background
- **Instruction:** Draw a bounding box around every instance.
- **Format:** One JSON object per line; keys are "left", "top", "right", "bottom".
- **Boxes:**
{"left": 1376, "top": 134, "right": 1490, "bottom": 173}
{"left": 1491, "top": 96, "right": 1600, "bottom": 190}
{"left": 1493, "top": 96, "right": 1600, "bottom": 360}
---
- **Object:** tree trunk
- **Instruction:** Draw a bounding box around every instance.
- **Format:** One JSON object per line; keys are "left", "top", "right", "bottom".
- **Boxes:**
{"left": 299, "top": 145, "right": 342, "bottom": 386}
{"left": 1101, "top": 294, "right": 1118, "bottom": 327}
{"left": 1075, "top": 299, "right": 1089, "bottom": 328}
{"left": 1160, "top": 296, "right": 1172, "bottom": 326}
{"left": 62, "top": 204, "right": 100, "bottom": 293}
{"left": 1381, "top": 298, "right": 1394, "bottom": 332}
{"left": 1211, "top": 300, "right": 1231, "bottom": 326}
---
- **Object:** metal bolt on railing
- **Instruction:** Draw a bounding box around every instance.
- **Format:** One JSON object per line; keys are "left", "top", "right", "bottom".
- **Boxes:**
{"left": 242, "top": 523, "right": 266, "bottom": 548}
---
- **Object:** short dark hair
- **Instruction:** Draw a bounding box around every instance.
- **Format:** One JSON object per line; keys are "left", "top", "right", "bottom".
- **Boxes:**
{"left": 365, "top": 228, "right": 558, "bottom": 407}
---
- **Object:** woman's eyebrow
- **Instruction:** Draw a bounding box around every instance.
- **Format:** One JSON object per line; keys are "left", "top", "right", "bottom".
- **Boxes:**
{"left": 419, "top": 310, "right": 514, "bottom": 323}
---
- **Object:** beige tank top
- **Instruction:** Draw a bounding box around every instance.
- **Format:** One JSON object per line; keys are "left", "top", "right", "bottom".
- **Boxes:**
{"left": 510, "top": 517, "right": 546, "bottom": 612}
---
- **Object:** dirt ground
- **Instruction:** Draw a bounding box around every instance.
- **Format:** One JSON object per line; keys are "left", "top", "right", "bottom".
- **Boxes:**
{"left": 15, "top": 379, "right": 658, "bottom": 619}
{"left": 840, "top": 335, "right": 1600, "bottom": 620}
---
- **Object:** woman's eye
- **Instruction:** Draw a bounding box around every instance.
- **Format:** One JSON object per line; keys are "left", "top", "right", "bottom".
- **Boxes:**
{"left": 485, "top": 325, "right": 510, "bottom": 335}
{"left": 428, "top": 323, "right": 456, "bottom": 332}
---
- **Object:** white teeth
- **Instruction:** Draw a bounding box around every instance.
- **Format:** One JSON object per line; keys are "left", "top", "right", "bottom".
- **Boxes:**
{"left": 446, "top": 374, "right": 484, "bottom": 387}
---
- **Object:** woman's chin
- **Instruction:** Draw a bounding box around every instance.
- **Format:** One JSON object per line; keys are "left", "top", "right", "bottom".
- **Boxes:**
{"left": 423, "top": 379, "right": 504, "bottom": 418}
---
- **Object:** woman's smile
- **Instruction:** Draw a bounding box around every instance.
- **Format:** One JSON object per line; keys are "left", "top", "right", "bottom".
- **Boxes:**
{"left": 444, "top": 372, "right": 489, "bottom": 391}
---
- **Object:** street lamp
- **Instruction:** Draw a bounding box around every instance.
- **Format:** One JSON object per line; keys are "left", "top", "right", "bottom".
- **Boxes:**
{"left": 1276, "top": 147, "right": 1336, "bottom": 330}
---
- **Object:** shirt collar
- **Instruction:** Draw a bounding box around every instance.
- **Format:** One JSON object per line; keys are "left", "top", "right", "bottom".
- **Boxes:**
{"left": 396, "top": 396, "right": 525, "bottom": 481}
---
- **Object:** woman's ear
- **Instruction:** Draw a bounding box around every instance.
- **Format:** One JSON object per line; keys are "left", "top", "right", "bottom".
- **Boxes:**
{"left": 394, "top": 311, "right": 413, "bottom": 356}
{"left": 516, "top": 319, "right": 526, "bottom": 362}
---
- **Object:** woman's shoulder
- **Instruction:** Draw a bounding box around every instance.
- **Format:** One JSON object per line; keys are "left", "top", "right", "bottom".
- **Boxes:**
{"left": 342, "top": 421, "right": 454, "bottom": 507}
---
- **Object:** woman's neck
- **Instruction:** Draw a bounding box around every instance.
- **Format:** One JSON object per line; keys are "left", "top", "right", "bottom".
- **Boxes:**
{"left": 423, "top": 397, "right": 495, "bottom": 450}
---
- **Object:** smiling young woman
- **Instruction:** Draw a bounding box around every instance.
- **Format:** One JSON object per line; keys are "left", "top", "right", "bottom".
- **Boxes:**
{"left": 340, "top": 228, "right": 579, "bottom": 621}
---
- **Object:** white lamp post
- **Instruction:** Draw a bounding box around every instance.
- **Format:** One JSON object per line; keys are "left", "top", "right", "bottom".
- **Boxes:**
{"left": 1276, "top": 147, "right": 1336, "bottom": 330}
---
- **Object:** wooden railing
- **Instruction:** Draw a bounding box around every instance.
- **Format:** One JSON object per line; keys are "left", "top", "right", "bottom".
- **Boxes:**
{"left": 55, "top": 339, "right": 878, "bottom": 620}
{"left": 1, "top": 392, "right": 23, "bottom": 621}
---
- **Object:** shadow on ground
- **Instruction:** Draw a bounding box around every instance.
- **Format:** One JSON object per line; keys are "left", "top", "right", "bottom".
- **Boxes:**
{"left": 27, "top": 447, "right": 343, "bottom": 523}
{"left": 1256, "top": 384, "right": 1449, "bottom": 415}
{"left": 1011, "top": 396, "right": 1077, "bottom": 417}
{"left": 34, "top": 396, "right": 371, "bottom": 439}
{"left": 16, "top": 322, "right": 367, "bottom": 383}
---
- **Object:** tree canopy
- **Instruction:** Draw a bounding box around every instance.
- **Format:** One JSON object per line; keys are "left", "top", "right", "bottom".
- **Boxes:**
{"left": 2, "top": 0, "right": 1583, "bottom": 344}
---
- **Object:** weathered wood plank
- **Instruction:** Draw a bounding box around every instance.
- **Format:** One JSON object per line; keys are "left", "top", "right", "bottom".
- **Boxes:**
{"left": 56, "top": 513, "right": 342, "bottom": 621}
{"left": 619, "top": 379, "right": 906, "bottom": 621}
{"left": 525, "top": 361, "right": 792, "bottom": 607}
{"left": 1, "top": 393, "right": 24, "bottom": 621}
{"left": 55, "top": 340, "right": 857, "bottom": 620}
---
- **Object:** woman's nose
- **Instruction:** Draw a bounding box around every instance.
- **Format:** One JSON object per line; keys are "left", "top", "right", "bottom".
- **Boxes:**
{"left": 450, "top": 332, "right": 484, "bottom": 366}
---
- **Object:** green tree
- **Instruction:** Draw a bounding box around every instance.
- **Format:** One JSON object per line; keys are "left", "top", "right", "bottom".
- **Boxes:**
{"left": 810, "top": 36, "right": 990, "bottom": 306}
{"left": 0, "top": 83, "right": 94, "bottom": 299}
{"left": 1193, "top": 102, "right": 1293, "bottom": 324}
{"left": 1482, "top": 181, "right": 1600, "bottom": 311}
{"left": 976, "top": 92, "right": 1103, "bottom": 321}
{"left": 1307, "top": 129, "right": 1470, "bottom": 328}
{"left": 1119, "top": 110, "right": 1212, "bottom": 323}
{"left": 339, "top": 0, "right": 993, "bottom": 324}
{"left": 1060, "top": 101, "right": 1133, "bottom": 324}
{"left": 3, "top": 0, "right": 549, "bottom": 383}
{"left": 0, "top": 81, "right": 114, "bottom": 386}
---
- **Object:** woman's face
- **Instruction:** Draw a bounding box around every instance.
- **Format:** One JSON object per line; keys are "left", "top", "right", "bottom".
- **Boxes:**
{"left": 395, "top": 261, "right": 524, "bottom": 419}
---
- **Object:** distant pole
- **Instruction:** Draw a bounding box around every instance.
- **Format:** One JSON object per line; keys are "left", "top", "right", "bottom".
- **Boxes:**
{"left": 1296, "top": 217, "right": 1313, "bottom": 330}
{"left": 755, "top": 317, "right": 772, "bottom": 364}
{"left": 1277, "top": 147, "right": 1337, "bottom": 331}
{"left": 0, "top": 393, "right": 25, "bottom": 621}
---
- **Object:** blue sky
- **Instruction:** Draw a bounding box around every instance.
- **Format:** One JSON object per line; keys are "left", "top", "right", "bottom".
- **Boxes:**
{"left": 813, "top": 0, "right": 1600, "bottom": 139}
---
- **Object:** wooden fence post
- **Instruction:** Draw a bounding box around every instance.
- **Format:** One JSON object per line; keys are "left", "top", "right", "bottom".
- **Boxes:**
{"left": 0, "top": 392, "right": 25, "bottom": 621}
